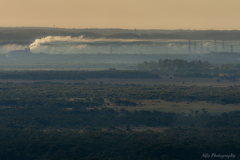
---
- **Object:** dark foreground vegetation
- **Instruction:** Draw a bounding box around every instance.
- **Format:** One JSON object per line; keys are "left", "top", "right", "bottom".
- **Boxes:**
{"left": 2, "top": 106, "right": 240, "bottom": 129}
{"left": 1, "top": 105, "right": 240, "bottom": 159}
{"left": 1, "top": 127, "right": 239, "bottom": 160}
{"left": 0, "top": 71, "right": 240, "bottom": 159}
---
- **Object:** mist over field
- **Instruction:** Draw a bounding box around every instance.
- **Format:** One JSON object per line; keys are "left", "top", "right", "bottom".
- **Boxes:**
{"left": 1, "top": 28, "right": 240, "bottom": 55}
{"left": 28, "top": 36, "right": 240, "bottom": 55}
{"left": 0, "top": 28, "right": 240, "bottom": 69}
{"left": 2, "top": 38, "right": 240, "bottom": 55}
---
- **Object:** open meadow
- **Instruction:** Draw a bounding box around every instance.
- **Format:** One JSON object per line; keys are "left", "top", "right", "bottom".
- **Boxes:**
{"left": 103, "top": 100, "right": 240, "bottom": 114}
{"left": 0, "top": 77, "right": 239, "bottom": 87}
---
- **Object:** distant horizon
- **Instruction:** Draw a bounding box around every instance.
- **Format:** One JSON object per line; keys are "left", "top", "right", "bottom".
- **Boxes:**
{"left": 0, "top": 26, "right": 239, "bottom": 31}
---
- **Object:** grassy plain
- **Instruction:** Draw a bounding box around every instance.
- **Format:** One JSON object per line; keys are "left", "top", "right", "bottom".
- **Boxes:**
{"left": 0, "top": 77, "right": 239, "bottom": 87}
{"left": 1, "top": 76, "right": 239, "bottom": 114}
{"left": 103, "top": 100, "right": 240, "bottom": 114}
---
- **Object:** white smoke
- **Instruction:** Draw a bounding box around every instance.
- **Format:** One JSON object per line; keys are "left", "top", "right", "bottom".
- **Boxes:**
{"left": 31, "top": 36, "right": 232, "bottom": 54}
{"left": 29, "top": 36, "right": 85, "bottom": 50}
{"left": 29, "top": 36, "right": 180, "bottom": 51}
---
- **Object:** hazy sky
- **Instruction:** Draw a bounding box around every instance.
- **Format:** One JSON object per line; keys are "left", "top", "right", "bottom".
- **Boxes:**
{"left": 1, "top": 0, "right": 240, "bottom": 30}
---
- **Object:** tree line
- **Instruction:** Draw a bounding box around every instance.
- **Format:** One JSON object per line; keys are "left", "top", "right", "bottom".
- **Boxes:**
{"left": 138, "top": 59, "right": 210, "bottom": 73}
{"left": 137, "top": 59, "right": 240, "bottom": 78}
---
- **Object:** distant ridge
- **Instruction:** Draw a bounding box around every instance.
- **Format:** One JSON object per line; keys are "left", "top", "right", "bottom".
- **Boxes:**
{"left": 1, "top": 27, "right": 240, "bottom": 41}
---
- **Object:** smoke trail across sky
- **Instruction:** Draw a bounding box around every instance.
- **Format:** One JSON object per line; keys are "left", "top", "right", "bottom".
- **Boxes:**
{"left": 28, "top": 36, "right": 240, "bottom": 54}
{"left": 29, "top": 36, "right": 193, "bottom": 50}
{"left": 29, "top": 36, "right": 84, "bottom": 50}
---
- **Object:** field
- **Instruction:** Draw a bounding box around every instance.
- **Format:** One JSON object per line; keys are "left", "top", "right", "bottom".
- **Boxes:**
{"left": 103, "top": 100, "right": 240, "bottom": 114}
{"left": 0, "top": 76, "right": 239, "bottom": 114}
{"left": 0, "top": 77, "right": 239, "bottom": 87}
{"left": 1, "top": 76, "right": 240, "bottom": 114}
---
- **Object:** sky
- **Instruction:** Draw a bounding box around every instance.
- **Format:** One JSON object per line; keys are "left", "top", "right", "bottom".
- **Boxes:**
{"left": 1, "top": 0, "right": 240, "bottom": 30}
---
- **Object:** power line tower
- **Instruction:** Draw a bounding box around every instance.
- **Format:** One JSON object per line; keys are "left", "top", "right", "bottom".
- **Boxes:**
{"left": 214, "top": 39, "right": 217, "bottom": 53}
{"left": 231, "top": 41, "right": 233, "bottom": 53}
{"left": 110, "top": 46, "right": 112, "bottom": 54}
{"left": 207, "top": 41, "right": 210, "bottom": 53}
{"left": 53, "top": 25, "right": 55, "bottom": 54}
{"left": 222, "top": 39, "right": 225, "bottom": 52}
{"left": 200, "top": 40, "right": 203, "bottom": 53}
{"left": 194, "top": 41, "right": 197, "bottom": 53}
{"left": 188, "top": 39, "right": 191, "bottom": 54}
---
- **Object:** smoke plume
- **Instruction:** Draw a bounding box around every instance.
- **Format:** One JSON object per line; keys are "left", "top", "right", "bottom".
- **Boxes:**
{"left": 29, "top": 36, "right": 173, "bottom": 50}
{"left": 29, "top": 36, "right": 84, "bottom": 50}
